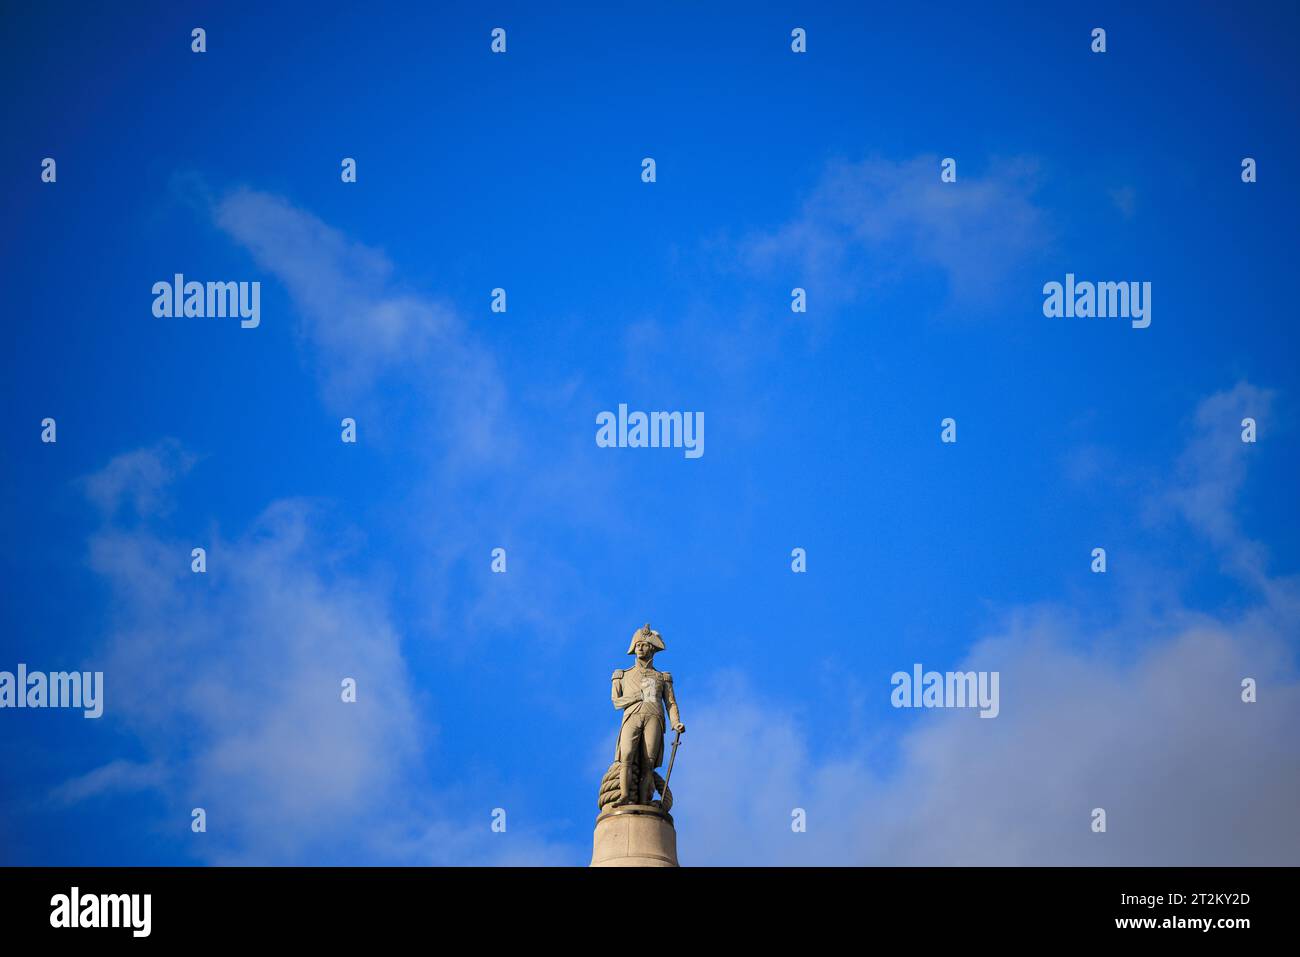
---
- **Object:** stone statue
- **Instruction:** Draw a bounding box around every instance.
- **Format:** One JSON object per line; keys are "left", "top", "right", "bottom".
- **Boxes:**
{"left": 596, "top": 623, "right": 685, "bottom": 811}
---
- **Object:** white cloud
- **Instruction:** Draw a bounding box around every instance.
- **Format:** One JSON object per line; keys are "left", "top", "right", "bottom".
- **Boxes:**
{"left": 49, "top": 759, "right": 169, "bottom": 807}
{"left": 677, "top": 384, "right": 1300, "bottom": 865}
{"left": 76, "top": 478, "right": 425, "bottom": 863}
{"left": 78, "top": 440, "right": 197, "bottom": 519}
{"left": 207, "top": 189, "right": 609, "bottom": 647}
{"left": 1109, "top": 186, "right": 1137, "bottom": 220}
{"left": 739, "top": 154, "right": 1049, "bottom": 306}
{"left": 212, "top": 188, "right": 511, "bottom": 469}
{"left": 1156, "top": 381, "right": 1276, "bottom": 585}
{"left": 679, "top": 593, "right": 1300, "bottom": 866}
{"left": 68, "top": 441, "right": 591, "bottom": 863}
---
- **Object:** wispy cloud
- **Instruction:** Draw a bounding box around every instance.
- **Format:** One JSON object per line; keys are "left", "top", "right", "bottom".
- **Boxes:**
{"left": 49, "top": 759, "right": 169, "bottom": 807}
{"left": 682, "top": 599, "right": 1298, "bottom": 865}
{"left": 213, "top": 187, "right": 511, "bottom": 469}
{"left": 1155, "top": 381, "right": 1277, "bottom": 586}
{"left": 738, "top": 154, "right": 1050, "bottom": 307}
{"left": 78, "top": 439, "right": 197, "bottom": 520}
{"left": 63, "top": 442, "right": 587, "bottom": 865}
{"left": 51, "top": 185, "right": 619, "bottom": 861}
{"left": 1109, "top": 185, "right": 1137, "bottom": 220}
{"left": 678, "top": 383, "right": 1300, "bottom": 865}
{"left": 75, "top": 466, "right": 424, "bottom": 863}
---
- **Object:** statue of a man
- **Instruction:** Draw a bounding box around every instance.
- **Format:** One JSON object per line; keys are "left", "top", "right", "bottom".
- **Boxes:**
{"left": 609, "top": 623, "right": 685, "bottom": 806}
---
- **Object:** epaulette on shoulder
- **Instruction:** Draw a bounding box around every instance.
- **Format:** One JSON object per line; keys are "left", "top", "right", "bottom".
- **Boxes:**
{"left": 612, "top": 668, "right": 625, "bottom": 679}
{"left": 661, "top": 671, "right": 672, "bottom": 682}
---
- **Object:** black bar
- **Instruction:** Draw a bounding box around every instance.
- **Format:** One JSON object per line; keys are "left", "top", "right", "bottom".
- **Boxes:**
{"left": 0, "top": 866, "right": 1285, "bottom": 943}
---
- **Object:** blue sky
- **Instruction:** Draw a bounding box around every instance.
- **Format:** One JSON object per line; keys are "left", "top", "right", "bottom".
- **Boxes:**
{"left": 2, "top": 1, "right": 1298, "bottom": 865}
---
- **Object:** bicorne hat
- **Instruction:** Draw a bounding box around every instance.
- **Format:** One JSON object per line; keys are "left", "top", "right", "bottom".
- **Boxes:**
{"left": 626, "top": 622, "right": 665, "bottom": 655}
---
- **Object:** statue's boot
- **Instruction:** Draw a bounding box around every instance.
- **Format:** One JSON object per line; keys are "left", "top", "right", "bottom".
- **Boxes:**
{"left": 638, "top": 770, "right": 655, "bottom": 805}
{"left": 614, "top": 762, "right": 635, "bottom": 806}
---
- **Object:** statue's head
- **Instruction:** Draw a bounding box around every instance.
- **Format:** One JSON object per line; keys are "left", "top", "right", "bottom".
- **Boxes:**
{"left": 627, "top": 622, "right": 665, "bottom": 660}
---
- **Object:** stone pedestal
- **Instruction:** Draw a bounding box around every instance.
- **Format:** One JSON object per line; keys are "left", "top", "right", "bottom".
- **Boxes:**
{"left": 590, "top": 804, "right": 679, "bottom": 867}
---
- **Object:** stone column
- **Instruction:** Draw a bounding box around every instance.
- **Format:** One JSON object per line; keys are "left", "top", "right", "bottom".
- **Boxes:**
{"left": 590, "top": 804, "right": 679, "bottom": 867}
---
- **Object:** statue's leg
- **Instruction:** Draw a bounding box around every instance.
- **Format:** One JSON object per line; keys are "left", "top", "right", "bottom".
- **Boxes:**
{"left": 616, "top": 717, "right": 642, "bottom": 805}
{"left": 617, "top": 761, "right": 634, "bottom": 806}
{"left": 638, "top": 715, "right": 664, "bottom": 804}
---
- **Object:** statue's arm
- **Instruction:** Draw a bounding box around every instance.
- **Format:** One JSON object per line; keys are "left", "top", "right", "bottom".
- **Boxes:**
{"left": 664, "top": 674, "right": 684, "bottom": 730}
{"left": 611, "top": 671, "right": 640, "bottom": 710}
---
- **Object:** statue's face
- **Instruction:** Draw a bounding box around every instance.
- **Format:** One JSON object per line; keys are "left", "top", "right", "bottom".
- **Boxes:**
{"left": 635, "top": 640, "right": 654, "bottom": 659}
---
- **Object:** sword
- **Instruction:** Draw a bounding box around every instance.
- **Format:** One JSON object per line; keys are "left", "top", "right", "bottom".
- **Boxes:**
{"left": 658, "top": 728, "right": 682, "bottom": 809}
